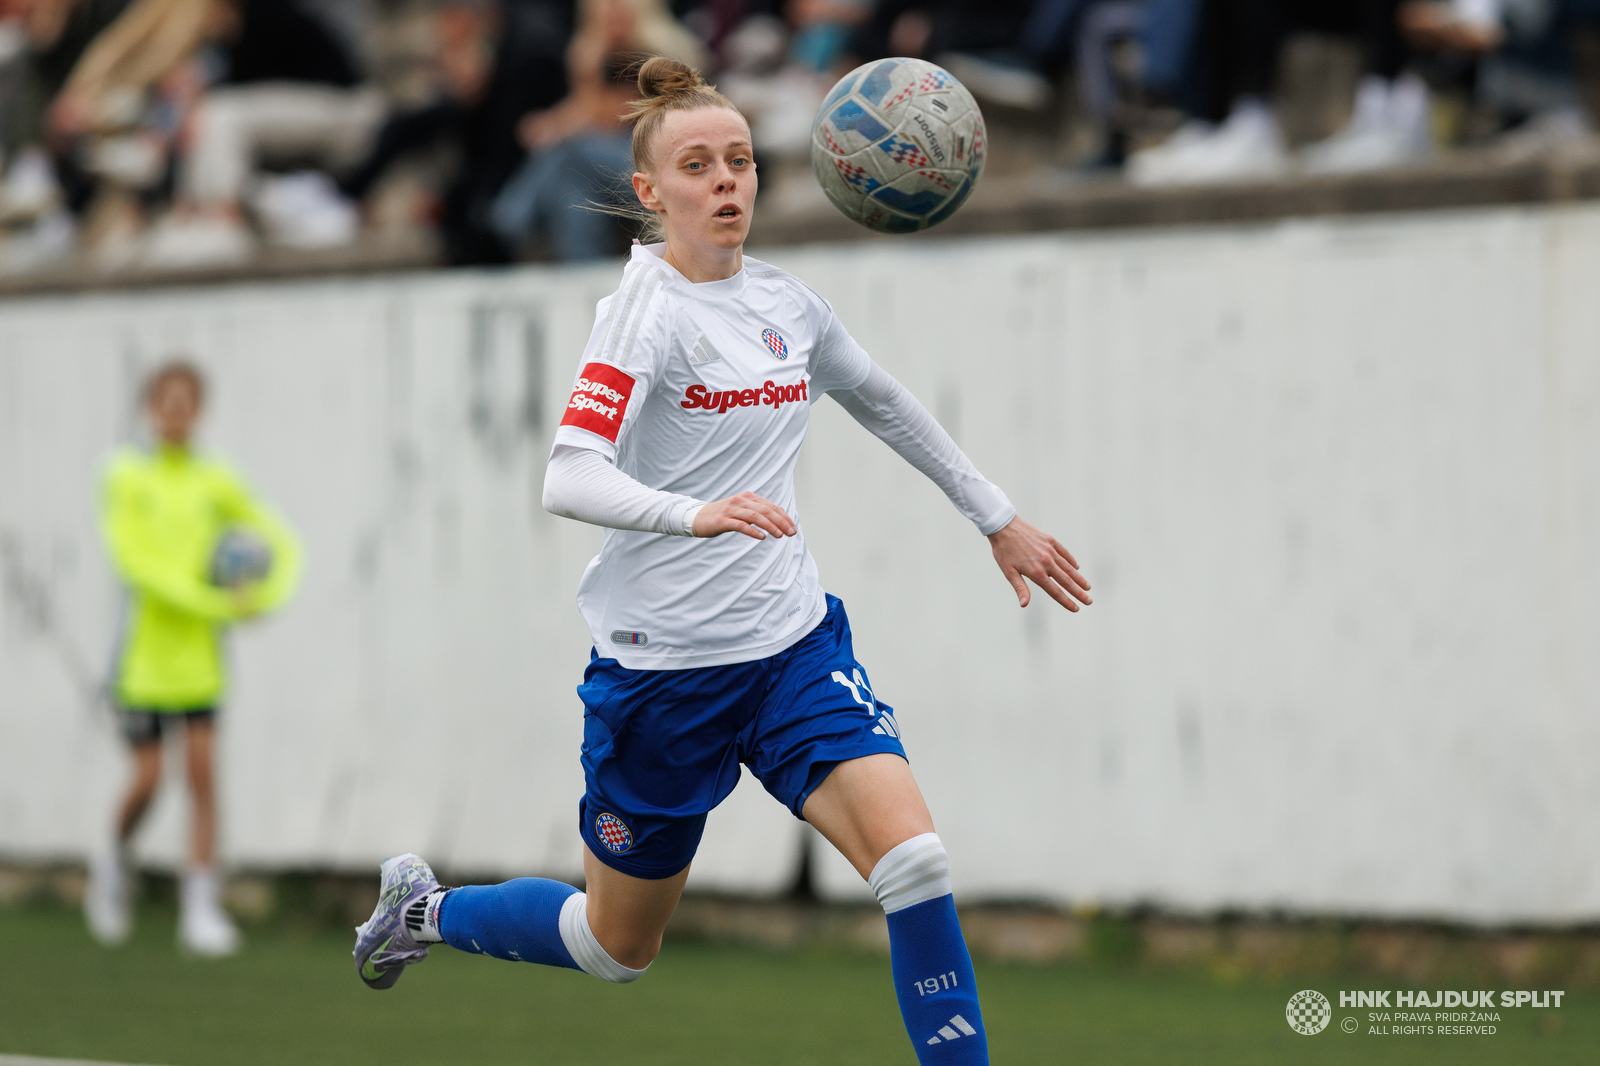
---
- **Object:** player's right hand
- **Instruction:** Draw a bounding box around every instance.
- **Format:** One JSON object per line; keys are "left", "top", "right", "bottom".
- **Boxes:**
{"left": 693, "top": 491, "right": 797, "bottom": 541}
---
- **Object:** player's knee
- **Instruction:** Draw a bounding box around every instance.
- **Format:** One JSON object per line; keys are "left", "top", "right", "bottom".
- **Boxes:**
{"left": 560, "top": 892, "right": 654, "bottom": 983}
{"left": 868, "top": 832, "right": 951, "bottom": 914}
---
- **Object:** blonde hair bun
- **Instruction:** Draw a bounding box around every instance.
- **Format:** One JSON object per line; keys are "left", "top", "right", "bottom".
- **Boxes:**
{"left": 625, "top": 56, "right": 740, "bottom": 172}
{"left": 636, "top": 56, "right": 707, "bottom": 100}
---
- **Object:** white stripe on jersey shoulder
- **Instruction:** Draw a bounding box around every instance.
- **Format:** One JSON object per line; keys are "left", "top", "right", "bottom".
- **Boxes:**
{"left": 742, "top": 257, "right": 789, "bottom": 281}
{"left": 599, "top": 264, "right": 666, "bottom": 370}
{"left": 744, "top": 257, "right": 833, "bottom": 318}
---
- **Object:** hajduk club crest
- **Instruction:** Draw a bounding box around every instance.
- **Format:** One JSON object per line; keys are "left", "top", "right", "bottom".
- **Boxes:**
{"left": 595, "top": 812, "right": 633, "bottom": 854}
{"left": 761, "top": 328, "right": 788, "bottom": 359}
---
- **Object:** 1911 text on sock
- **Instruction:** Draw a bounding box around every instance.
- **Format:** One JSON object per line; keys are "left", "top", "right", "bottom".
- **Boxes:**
{"left": 915, "top": 971, "right": 960, "bottom": 995}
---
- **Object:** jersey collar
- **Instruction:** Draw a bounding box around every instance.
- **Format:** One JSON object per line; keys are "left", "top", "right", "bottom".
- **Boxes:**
{"left": 632, "top": 242, "right": 748, "bottom": 301}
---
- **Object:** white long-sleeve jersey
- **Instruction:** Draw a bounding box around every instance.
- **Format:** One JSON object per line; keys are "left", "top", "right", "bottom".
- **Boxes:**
{"left": 546, "top": 242, "right": 1014, "bottom": 669}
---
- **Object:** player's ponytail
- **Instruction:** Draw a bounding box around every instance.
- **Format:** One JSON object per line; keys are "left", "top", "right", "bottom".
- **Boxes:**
{"left": 626, "top": 56, "right": 739, "bottom": 174}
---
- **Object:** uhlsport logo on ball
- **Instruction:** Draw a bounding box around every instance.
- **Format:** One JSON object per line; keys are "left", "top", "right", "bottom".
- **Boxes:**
{"left": 811, "top": 57, "right": 986, "bottom": 234}
{"left": 1286, "top": 990, "right": 1332, "bottom": 1034}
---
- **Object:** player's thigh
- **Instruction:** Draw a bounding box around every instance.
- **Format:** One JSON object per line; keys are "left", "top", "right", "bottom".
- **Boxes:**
{"left": 581, "top": 843, "right": 690, "bottom": 966}
{"left": 184, "top": 715, "right": 217, "bottom": 785}
{"left": 802, "top": 752, "right": 935, "bottom": 880}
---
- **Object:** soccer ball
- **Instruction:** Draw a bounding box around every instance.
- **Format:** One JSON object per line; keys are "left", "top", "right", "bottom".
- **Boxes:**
{"left": 210, "top": 528, "right": 272, "bottom": 588}
{"left": 810, "top": 58, "right": 986, "bottom": 234}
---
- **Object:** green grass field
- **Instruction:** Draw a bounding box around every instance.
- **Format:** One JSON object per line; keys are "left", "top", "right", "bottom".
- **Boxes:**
{"left": 0, "top": 902, "right": 1590, "bottom": 1066}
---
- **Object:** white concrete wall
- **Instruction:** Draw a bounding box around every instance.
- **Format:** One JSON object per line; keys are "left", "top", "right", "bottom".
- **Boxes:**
{"left": 3, "top": 204, "right": 1599, "bottom": 922}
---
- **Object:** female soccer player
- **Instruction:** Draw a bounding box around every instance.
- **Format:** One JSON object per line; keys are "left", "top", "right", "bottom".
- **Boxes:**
{"left": 354, "top": 58, "right": 1090, "bottom": 1063}
{"left": 86, "top": 361, "right": 301, "bottom": 955}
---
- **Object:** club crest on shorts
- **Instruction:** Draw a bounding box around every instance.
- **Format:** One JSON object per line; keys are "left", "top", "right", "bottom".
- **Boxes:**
{"left": 595, "top": 812, "right": 633, "bottom": 854}
{"left": 761, "top": 328, "right": 788, "bottom": 360}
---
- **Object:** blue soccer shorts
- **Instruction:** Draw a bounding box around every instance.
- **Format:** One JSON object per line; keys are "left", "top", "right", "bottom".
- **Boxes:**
{"left": 576, "top": 594, "right": 907, "bottom": 879}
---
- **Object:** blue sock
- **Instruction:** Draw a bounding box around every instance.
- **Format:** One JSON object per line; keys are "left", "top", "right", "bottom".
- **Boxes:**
{"left": 888, "top": 894, "right": 988, "bottom": 1063}
{"left": 438, "top": 878, "right": 582, "bottom": 969}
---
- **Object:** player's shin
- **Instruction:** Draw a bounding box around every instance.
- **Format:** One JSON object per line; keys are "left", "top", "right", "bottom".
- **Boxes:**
{"left": 872, "top": 834, "right": 988, "bottom": 1064}
{"left": 433, "top": 878, "right": 648, "bottom": 983}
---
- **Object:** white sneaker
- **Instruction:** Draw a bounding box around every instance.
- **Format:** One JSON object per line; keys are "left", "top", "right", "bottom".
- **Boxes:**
{"left": 0, "top": 147, "right": 61, "bottom": 223}
{"left": 84, "top": 844, "right": 131, "bottom": 947}
{"left": 1301, "top": 74, "right": 1433, "bottom": 175}
{"left": 140, "top": 214, "right": 254, "bottom": 270}
{"left": 1127, "top": 101, "right": 1287, "bottom": 186}
{"left": 1125, "top": 119, "right": 1211, "bottom": 184}
{"left": 251, "top": 171, "right": 359, "bottom": 249}
{"left": 1124, "top": 119, "right": 1214, "bottom": 184}
{"left": 1485, "top": 106, "right": 1600, "bottom": 165}
{"left": 938, "top": 52, "right": 1052, "bottom": 112}
{"left": 179, "top": 868, "right": 240, "bottom": 957}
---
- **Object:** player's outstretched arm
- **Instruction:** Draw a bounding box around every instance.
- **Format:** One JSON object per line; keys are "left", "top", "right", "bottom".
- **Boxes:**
{"left": 988, "top": 515, "right": 1092, "bottom": 611}
{"left": 691, "top": 491, "right": 797, "bottom": 541}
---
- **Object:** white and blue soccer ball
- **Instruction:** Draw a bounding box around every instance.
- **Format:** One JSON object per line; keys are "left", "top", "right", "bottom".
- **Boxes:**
{"left": 810, "top": 57, "right": 986, "bottom": 234}
{"left": 210, "top": 528, "right": 272, "bottom": 588}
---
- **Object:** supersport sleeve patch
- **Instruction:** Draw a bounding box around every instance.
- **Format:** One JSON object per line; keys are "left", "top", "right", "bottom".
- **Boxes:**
{"left": 561, "top": 362, "right": 637, "bottom": 443}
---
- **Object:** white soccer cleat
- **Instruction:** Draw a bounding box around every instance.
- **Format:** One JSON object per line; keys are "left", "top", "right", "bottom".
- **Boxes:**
{"left": 84, "top": 844, "right": 131, "bottom": 947}
{"left": 178, "top": 868, "right": 241, "bottom": 958}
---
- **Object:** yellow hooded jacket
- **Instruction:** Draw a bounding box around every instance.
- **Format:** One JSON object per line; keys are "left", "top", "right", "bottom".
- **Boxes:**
{"left": 102, "top": 445, "right": 301, "bottom": 710}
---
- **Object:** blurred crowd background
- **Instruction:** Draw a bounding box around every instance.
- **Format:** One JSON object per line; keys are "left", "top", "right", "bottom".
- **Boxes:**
{"left": 0, "top": 0, "right": 1596, "bottom": 276}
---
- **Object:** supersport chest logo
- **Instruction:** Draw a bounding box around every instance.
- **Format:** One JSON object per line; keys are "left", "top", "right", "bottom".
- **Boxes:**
{"left": 682, "top": 379, "right": 808, "bottom": 413}
{"left": 560, "top": 362, "right": 635, "bottom": 442}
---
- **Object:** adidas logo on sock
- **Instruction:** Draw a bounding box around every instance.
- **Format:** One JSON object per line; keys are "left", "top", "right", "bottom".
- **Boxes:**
{"left": 926, "top": 1014, "right": 978, "bottom": 1045}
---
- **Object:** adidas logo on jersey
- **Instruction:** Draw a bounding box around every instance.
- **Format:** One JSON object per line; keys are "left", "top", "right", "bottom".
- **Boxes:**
{"left": 926, "top": 1015, "right": 978, "bottom": 1045}
{"left": 681, "top": 380, "right": 808, "bottom": 414}
{"left": 688, "top": 334, "right": 723, "bottom": 365}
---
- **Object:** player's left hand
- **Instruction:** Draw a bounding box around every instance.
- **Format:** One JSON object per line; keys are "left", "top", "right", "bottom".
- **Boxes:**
{"left": 988, "top": 516, "right": 1092, "bottom": 611}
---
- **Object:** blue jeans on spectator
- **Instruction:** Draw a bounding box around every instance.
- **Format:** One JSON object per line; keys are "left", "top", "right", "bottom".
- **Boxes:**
{"left": 1485, "top": 0, "right": 1600, "bottom": 114}
{"left": 1019, "top": 0, "right": 1202, "bottom": 107}
{"left": 491, "top": 131, "right": 633, "bottom": 262}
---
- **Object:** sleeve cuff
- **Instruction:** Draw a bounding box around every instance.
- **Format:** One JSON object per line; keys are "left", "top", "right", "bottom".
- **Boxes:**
{"left": 978, "top": 506, "right": 1017, "bottom": 537}
{"left": 679, "top": 503, "right": 704, "bottom": 537}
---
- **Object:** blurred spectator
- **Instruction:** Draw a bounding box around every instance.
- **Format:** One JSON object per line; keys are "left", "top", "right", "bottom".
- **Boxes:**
{"left": 85, "top": 360, "right": 300, "bottom": 956}
{"left": 852, "top": 0, "right": 1033, "bottom": 67}
{"left": 52, "top": 0, "right": 377, "bottom": 267}
{"left": 0, "top": 0, "right": 132, "bottom": 271}
{"left": 343, "top": 0, "right": 698, "bottom": 264}
{"left": 712, "top": 0, "right": 868, "bottom": 154}
{"left": 1411, "top": 0, "right": 1600, "bottom": 157}
{"left": 935, "top": 0, "right": 1204, "bottom": 164}
{"left": 1128, "top": 0, "right": 1430, "bottom": 183}
{"left": 339, "top": 0, "right": 574, "bottom": 265}
{"left": 489, "top": 46, "right": 636, "bottom": 261}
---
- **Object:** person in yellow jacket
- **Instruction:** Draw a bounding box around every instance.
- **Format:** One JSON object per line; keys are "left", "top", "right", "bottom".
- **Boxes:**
{"left": 84, "top": 360, "right": 300, "bottom": 956}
